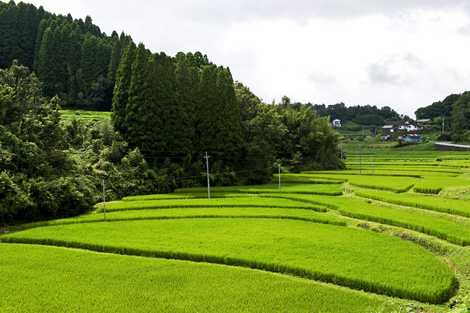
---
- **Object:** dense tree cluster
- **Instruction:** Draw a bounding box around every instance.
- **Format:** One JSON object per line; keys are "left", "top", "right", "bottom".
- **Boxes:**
{"left": 0, "top": 63, "right": 163, "bottom": 224}
{"left": 415, "top": 93, "right": 470, "bottom": 142}
{"left": 1, "top": 1, "right": 345, "bottom": 224}
{"left": 415, "top": 94, "right": 460, "bottom": 120}
{"left": 310, "top": 102, "right": 402, "bottom": 126}
{"left": 0, "top": 62, "right": 94, "bottom": 222}
{"left": 451, "top": 92, "right": 470, "bottom": 142}
{"left": 0, "top": 0, "right": 132, "bottom": 110}
{"left": 112, "top": 49, "right": 344, "bottom": 185}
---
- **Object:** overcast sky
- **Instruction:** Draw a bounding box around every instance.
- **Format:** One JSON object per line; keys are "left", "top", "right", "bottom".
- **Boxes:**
{"left": 25, "top": 0, "right": 470, "bottom": 117}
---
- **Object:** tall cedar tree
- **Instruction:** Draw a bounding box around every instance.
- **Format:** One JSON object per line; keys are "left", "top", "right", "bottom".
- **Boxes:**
{"left": 215, "top": 67, "right": 242, "bottom": 159}
{"left": 175, "top": 54, "right": 199, "bottom": 154}
{"left": 125, "top": 43, "right": 151, "bottom": 154}
{"left": 152, "top": 52, "right": 192, "bottom": 156}
{"left": 0, "top": 2, "right": 126, "bottom": 109}
{"left": 112, "top": 42, "right": 136, "bottom": 134}
{"left": 195, "top": 65, "right": 219, "bottom": 154}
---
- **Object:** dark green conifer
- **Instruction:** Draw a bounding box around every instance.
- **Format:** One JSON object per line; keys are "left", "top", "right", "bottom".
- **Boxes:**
{"left": 125, "top": 43, "right": 150, "bottom": 152}
{"left": 112, "top": 42, "right": 136, "bottom": 133}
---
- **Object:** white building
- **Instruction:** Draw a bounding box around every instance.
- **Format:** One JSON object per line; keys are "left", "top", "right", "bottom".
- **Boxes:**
{"left": 332, "top": 119, "right": 342, "bottom": 128}
{"left": 399, "top": 124, "right": 418, "bottom": 132}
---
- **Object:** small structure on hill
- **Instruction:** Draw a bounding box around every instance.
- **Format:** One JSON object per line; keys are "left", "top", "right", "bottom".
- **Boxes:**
{"left": 332, "top": 119, "right": 342, "bottom": 128}
{"left": 382, "top": 125, "right": 395, "bottom": 135}
{"left": 398, "top": 123, "right": 418, "bottom": 133}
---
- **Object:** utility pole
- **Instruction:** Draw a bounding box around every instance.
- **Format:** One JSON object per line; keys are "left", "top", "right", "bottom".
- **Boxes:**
{"left": 204, "top": 152, "right": 211, "bottom": 199}
{"left": 442, "top": 116, "right": 445, "bottom": 135}
{"left": 102, "top": 178, "right": 106, "bottom": 220}
{"left": 278, "top": 163, "right": 281, "bottom": 189}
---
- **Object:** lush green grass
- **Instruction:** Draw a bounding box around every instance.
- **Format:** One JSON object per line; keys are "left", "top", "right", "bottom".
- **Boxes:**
{"left": 346, "top": 166, "right": 464, "bottom": 175}
{"left": 23, "top": 207, "right": 347, "bottom": 228}
{"left": 309, "top": 170, "right": 424, "bottom": 178}
{"left": 122, "top": 194, "right": 203, "bottom": 201}
{"left": 175, "top": 183, "right": 344, "bottom": 196}
{"left": 60, "top": 109, "right": 111, "bottom": 123}
{"left": 95, "top": 196, "right": 328, "bottom": 213}
{"left": 303, "top": 173, "right": 417, "bottom": 193}
{"left": 4, "top": 142, "right": 470, "bottom": 311}
{"left": 0, "top": 243, "right": 400, "bottom": 313}
{"left": 277, "top": 174, "right": 345, "bottom": 184}
{"left": 293, "top": 195, "right": 470, "bottom": 246}
{"left": 355, "top": 188, "right": 470, "bottom": 218}
{"left": 413, "top": 175, "right": 470, "bottom": 194}
{"left": 2, "top": 218, "right": 456, "bottom": 303}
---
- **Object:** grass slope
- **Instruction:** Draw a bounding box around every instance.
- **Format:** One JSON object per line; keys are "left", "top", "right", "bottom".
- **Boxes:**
{"left": 355, "top": 189, "right": 470, "bottom": 218}
{"left": 95, "top": 197, "right": 327, "bottom": 213}
{"left": 24, "top": 207, "right": 347, "bottom": 228}
{"left": 268, "top": 194, "right": 470, "bottom": 246}
{"left": 2, "top": 218, "right": 456, "bottom": 303}
{"left": 304, "top": 173, "right": 418, "bottom": 193}
{"left": 176, "top": 183, "right": 344, "bottom": 196}
{"left": 60, "top": 109, "right": 111, "bottom": 123}
{"left": 0, "top": 243, "right": 399, "bottom": 313}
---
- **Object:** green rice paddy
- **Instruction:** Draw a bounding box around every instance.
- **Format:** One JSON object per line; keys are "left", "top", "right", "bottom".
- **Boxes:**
{"left": 0, "top": 244, "right": 401, "bottom": 313}
{"left": 59, "top": 109, "right": 111, "bottom": 123}
{"left": 2, "top": 143, "right": 470, "bottom": 312}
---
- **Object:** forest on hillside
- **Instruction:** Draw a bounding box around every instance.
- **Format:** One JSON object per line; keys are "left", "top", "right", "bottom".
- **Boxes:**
{"left": 0, "top": 0, "right": 129, "bottom": 110}
{"left": 310, "top": 102, "right": 404, "bottom": 127}
{"left": 0, "top": 1, "right": 344, "bottom": 223}
{"left": 416, "top": 93, "right": 470, "bottom": 142}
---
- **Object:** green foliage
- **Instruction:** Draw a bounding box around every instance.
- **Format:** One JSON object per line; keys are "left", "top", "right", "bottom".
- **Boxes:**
{"left": 414, "top": 186, "right": 442, "bottom": 195}
{"left": 0, "top": 1, "right": 45, "bottom": 68}
{"left": 111, "top": 45, "right": 343, "bottom": 187}
{"left": 415, "top": 92, "right": 470, "bottom": 142}
{"left": 111, "top": 42, "right": 135, "bottom": 133}
{"left": 416, "top": 94, "right": 460, "bottom": 120}
{"left": 0, "top": 62, "right": 166, "bottom": 223}
{"left": 312, "top": 102, "right": 402, "bottom": 126}
{"left": 0, "top": 62, "right": 94, "bottom": 223}
{"left": 452, "top": 92, "right": 470, "bottom": 142}
{"left": 1, "top": 2, "right": 344, "bottom": 186}
{"left": 64, "top": 119, "right": 168, "bottom": 199}
{"left": 0, "top": 1, "right": 132, "bottom": 109}
{"left": 0, "top": 171, "right": 32, "bottom": 222}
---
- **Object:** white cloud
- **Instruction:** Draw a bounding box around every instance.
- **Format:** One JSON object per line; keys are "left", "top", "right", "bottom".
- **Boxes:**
{"left": 23, "top": 0, "right": 470, "bottom": 116}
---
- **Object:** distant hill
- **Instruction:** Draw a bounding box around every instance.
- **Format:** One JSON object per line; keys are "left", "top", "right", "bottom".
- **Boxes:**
{"left": 415, "top": 94, "right": 461, "bottom": 120}
{"left": 311, "top": 102, "right": 404, "bottom": 127}
{"left": 415, "top": 92, "right": 470, "bottom": 142}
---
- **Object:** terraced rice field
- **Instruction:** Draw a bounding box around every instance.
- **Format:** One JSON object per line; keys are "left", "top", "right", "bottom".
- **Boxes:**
{"left": 2, "top": 145, "right": 470, "bottom": 312}
{"left": 0, "top": 244, "right": 400, "bottom": 313}
{"left": 59, "top": 109, "right": 111, "bottom": 123}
